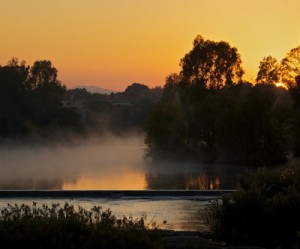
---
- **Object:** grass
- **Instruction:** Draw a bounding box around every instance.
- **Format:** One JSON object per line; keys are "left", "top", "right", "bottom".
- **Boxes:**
{"left": 0, "top": 202, "right": 164, "bottom": 249}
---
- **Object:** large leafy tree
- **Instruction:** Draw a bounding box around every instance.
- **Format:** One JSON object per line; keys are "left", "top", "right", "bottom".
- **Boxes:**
{"left": 145, "top": 35, "right": 294, "bottom": 165}
{"left": 0, "top": 58, "right": 31, "bottom": 136}
{"left": 145, "top": 35, "right": 245, "bottom": 162}
{"left": 256, "top": 56, "right": 280, "bottom": 84}
{"left": 144, "top": 74, "right": 187, "bottom": 161}
{"left": 0, "top": 58, "right": 82, "bottom": 138}
{"left": 281, "top": 46, "right": 300, "bottom": 88}
{"left": 280, "top": 46, "right": 300, "bottom": 155}
{"left": 29, "top": 60, "right": 67, "bottom": 127}
{"left": 179, "top": 35, "right": 244, "bottom": 89}
{"left": 29, "top": 60, "right": 60, "bottom": 88}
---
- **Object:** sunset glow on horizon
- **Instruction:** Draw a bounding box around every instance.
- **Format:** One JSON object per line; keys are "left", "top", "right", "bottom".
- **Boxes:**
{"left": 1, "top": 0, "right": 299, "bottom": 91}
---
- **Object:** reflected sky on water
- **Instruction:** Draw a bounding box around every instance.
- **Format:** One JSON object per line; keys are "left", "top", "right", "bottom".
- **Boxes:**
{"left": 0, "top": 136, "right": 252, "bottom": 190}
{"left": 1, "top": 136, "right": 291, "bottom": 232}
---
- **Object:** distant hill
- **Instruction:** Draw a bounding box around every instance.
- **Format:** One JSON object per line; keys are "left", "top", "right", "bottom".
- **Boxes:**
{"left": 72, "top": 85, "right": 118, "bottom": 94}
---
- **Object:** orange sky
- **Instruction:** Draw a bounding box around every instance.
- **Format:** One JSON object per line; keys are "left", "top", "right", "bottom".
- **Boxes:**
{"left": 1, "top": 0, "right": 299, "bottom": 91}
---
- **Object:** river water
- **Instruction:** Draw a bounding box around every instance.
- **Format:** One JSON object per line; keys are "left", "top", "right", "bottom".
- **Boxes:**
{"left": 0, "top": 135, "right": 258, "bottom": 231}
{"left": 0, "top": 136, "right": 247, "bottom": 190}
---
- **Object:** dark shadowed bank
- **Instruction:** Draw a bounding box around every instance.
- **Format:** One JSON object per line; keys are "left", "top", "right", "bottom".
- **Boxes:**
{"left": 204, "top": 163, "right": 300, "bottom": 249}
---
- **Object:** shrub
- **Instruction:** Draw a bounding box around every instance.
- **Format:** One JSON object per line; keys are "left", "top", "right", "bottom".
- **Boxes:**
{"left": 204, "top": 165, "right": 300, "bottom": 249}
{"left": 0, "top": 202, "right": 163, "bottom": 249}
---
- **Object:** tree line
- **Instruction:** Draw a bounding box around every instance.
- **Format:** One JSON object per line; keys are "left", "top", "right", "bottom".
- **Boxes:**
{"left": 0, "top": 58, "right": 82, "bottom": 140}
{"left": 144, "top": 35, "right": 300, "bottom": 166}
{"left": 1, "top": 35, "right": 300, "bottom": 166}
{"left": 64, "top": 83, "right": 161, "bottom": 136}
{"left": 0, "top": 58, "right": 161, "bottom": 141}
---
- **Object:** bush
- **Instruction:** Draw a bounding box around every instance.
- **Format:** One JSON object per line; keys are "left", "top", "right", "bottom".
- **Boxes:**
{"left": 204, "top": 165, "right": 300, "bottom": 249}
{"left": 0, "top": 202, "right": 163, "bottom": 249}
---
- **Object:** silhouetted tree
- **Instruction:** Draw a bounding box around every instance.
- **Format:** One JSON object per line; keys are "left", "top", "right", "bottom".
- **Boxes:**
{"left": 179, "top": 35, "right": 244, "bottom": 89}
{"left": 123, "top": 83, "right": 150, "bottom": 96}
{"left": 256, "top": 56, "right": 280, "bottom": 84}
{"left": 281, "top": 46, "right": 300, "bottom": 88}
{"left": 29, "top": 60, "right": 66, "bottom": 128}
{"left": 0, "top": 58, "right": 84, "bottom": 139}
{"left": 145, "top": 35, "right": 244, "bottom": 162}
{"left": 144, "top": 76, "right": 186, "bottom": 160}
{"left": 144, "top": 36, "right": 294, "bottom": 165}
{"left": 0, "top": 59, "right": 30, "bottom": 136}
{"left": 242, "top": 84, "right": 293, "bottom": 164}
{"left": 28, "top": 60, "right": 60, "bottom": 88}
{"left": 288, "top": 74, "right": 300, "bottom": 156}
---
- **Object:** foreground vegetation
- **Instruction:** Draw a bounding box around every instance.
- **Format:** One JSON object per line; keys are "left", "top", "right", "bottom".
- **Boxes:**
{"left": 1, "top": 166, "right": 300, "bottom": 249}
{"left": 0, "top": 202, "right": 163, "bottom": 249}
{"left": 204, "top": 164, "right": 300, "bottom": 249}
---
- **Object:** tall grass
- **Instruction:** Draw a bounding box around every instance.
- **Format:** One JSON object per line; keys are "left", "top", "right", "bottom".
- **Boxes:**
{"left": 0, "top": 202, "right": 163, "bottom": 249}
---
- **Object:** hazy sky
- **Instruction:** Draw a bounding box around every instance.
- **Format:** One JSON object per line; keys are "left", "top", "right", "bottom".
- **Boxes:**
{"left": 1, "top": 0, "right": 299, "bottom": 91}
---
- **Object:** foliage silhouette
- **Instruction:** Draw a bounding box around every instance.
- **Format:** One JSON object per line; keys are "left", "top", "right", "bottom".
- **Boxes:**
{"left": 0, "top": 59, "right": 84, "bottom": 140}
{"left": 281, "top": 46, "right": 300, "bottom": 88}
{"left": 179, "top": 35, "right": 244, "bottom": 89}
{"left": 256, "top": 56, "right": 281, "bottom": 84}
{"left": 145, "top": 35, "right": 297, "bottom": 165}
{"left": 204, "top": 164, "right": 300, "bottom": 248}
{"left": 0, "top": 202, "right": 163, "bottom": 249}
{"left": 65, "top": 82, "right": 162, "bottom": 136}
{"left": 145, "top": 81, "right": 294, "bottom": 165}
{"left": 0, "top": 59, "right": 161, "bottom": 141}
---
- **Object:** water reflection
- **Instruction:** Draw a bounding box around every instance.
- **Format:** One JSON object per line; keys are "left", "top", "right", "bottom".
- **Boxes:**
{"left": 0, "top": 136, "right": 147, "bottom": 190}
{"left": 146, "top": 173, "right": 228, "bottom": 190}
{"left": 0, "top": 166, "right": 242, "bottom": 190}
{"left": 0, "top": 137, "right": 248, "bottom": 190}
{"left": 186, "top": 174, "right": 220, "bottom": 190}
{"left": 145, "top": 162, "right": 245, "bottom": 190}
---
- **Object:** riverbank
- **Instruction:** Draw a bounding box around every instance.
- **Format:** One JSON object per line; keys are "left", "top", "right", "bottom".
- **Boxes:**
{"left": 160, "top": 230, "right": 266, "bottom": 249}
{"left": 0, "top": 190, "right": 235, "bottom": 198}
{"left": 160, "top": 230, "right": 223, "bottom": 249}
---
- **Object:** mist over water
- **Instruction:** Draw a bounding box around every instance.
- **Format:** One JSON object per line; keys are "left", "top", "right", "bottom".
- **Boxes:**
{"left": 0, "top": 135, "right": 147, "bottom": 190}
{"left": 0, "top": 134, "right": 250, "bottom": 190}
{"left": 0, "top": 134, "right": 220, "bottom": 231}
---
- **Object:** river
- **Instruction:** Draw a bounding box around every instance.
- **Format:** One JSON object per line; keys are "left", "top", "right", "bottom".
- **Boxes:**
{"left": 0, "top": 135, "right": 260, "bottom": 231}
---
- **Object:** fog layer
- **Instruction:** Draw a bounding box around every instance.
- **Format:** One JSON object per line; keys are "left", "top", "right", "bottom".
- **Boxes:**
{"left": 0, "top": 135, "right": 146, "bottom": 190}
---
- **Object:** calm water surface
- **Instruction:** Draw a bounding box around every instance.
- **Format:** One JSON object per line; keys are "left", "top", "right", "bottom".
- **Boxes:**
{"left": 0, "top": 136, "right": 258, "bottom": 231}
{"left": 0, "top": 136, "right": 247, "bottom": 190}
